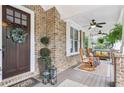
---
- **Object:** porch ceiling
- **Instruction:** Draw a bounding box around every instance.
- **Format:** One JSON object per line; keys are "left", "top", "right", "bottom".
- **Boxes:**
{"left": 42, "top": 5, "right": 124, "bottom": 35}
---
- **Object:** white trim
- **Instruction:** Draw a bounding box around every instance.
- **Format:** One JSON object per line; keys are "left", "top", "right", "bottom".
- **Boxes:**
{"left": 0, "top": 5, "right": 2, "bottom": 81}
{"left": 65, "top": 20, "right": 81, "bottom": 56}
{"left": 0, "top": 5, "right": 35, "bottom": 81}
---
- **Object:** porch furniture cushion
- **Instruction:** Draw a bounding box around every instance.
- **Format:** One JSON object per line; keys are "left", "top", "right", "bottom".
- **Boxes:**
{"left": 101, "top": 52, "right": 109, "bottom": 56}
{"left": 95, "top": 51, "right": 101, "bottom": 56}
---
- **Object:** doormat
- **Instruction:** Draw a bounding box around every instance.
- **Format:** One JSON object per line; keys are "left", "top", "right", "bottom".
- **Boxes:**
{"left": 9, "top": 78, "right": 40, "bottom": 87}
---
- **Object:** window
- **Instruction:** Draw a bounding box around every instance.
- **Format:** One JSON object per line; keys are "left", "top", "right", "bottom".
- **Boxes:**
{"left": 70, "top": 27, "right": 79, "bottom": 53}
{"left": 6, "top": 8, "right": 28, "bottom": 26}
{"left": 66, "top": 20, "right": 81, "bottom": 56}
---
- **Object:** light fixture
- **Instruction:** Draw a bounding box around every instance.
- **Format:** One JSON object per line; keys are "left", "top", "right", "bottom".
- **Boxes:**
{"left": 91, "top": 25, "right": 96, "bottom": 28}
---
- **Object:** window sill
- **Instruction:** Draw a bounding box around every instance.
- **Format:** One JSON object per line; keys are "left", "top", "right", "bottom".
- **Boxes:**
{"left": 69, "top": 52, "right": 79, "bottom": 56}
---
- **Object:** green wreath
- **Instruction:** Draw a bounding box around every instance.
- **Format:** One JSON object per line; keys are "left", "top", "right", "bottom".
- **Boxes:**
{"left": 10, "top": 28, "right": 25, "bottom": 44}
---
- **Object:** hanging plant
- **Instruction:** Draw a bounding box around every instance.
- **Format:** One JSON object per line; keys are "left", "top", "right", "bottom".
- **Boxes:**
{"left": 10, "top": 28, "right": 26, "bottom": 44}
{"left": 104, "top": 24, "right": 122, "bottom": 46}
{"left": 40, "top": 37, "right": 49, "bottom": 45}
{"left": 98, "top": 38, "right": 104, "bottom": 44}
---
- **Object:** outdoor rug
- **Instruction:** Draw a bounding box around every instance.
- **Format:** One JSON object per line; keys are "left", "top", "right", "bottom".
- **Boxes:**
{"left": 79, "top": 62, "right": 96, "bottom": 72}
{"left": 58, "top": 79, "right": 87, "bottom": 87}
{"left": 10, "top": 78, "right": 40, "bottom": 87}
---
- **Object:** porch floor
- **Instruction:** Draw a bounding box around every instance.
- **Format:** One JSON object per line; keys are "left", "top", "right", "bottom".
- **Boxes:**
{"left": 33, "top": 60, "right": 114, "bottom": 87}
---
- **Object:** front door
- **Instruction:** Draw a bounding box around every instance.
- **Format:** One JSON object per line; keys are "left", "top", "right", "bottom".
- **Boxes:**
{"left": 2, "top": 5, "right": 30, "bottom": 79}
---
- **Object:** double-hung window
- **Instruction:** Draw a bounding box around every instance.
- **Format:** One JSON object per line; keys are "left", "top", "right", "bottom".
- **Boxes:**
{"left": 66, "top": 20, "right": 81, "bottom": 56}
{"left": 70, "top": 27, "right": 79, "bottom": 53}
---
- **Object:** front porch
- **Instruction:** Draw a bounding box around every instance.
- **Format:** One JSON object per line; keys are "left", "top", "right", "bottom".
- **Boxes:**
{"left": 0, "top": 5, "right": 124, "bottom": 87}
{"left": 33, "top": 60, "right": 113, "bottom": 87}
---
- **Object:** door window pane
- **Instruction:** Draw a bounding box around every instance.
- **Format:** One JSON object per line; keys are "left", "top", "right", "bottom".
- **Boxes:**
{"left": 22, "top": 14, "right": 27, "bottom": 20}
{"left": 6, "top": 9, "right": 13, "bottom": 16}
{"left": 15, "top": 18, "right": 21, "bottom": 24}
{"left": 15, "top": 11, "right": 21, "bottom": 18}
{"left": 7, "top": 15, "right": 13, "bottom": 22}
{"left": 22, "top": 20, "right": 27, "bottom": 26}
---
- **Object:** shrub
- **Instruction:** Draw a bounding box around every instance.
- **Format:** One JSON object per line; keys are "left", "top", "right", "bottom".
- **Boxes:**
{"left": 40, "top": 37, "right": 49, "bottom": 45}
{"left": 40, "top": 48, "right": 51, "bottom": 57}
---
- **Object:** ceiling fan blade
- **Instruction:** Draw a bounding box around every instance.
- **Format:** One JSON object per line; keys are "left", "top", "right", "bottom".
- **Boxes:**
{"left": 97, "top": 22, "right": 106, "bottom": 25}
{"left": 96, "top": 25, "right": 103, "bottom": 28}
{"left": 102, "top": 33, "right": 108, "bottom": 35}
{"left": 88, "top": 27, "right": 91, "bottom": 30}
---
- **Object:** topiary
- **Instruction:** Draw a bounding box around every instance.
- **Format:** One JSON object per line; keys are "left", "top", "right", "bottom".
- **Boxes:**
{"left": 40, "top": 37, "right": 49, "bottom": 45}
{"left": 40, "top": 48, "right": 51, "bottom": 57}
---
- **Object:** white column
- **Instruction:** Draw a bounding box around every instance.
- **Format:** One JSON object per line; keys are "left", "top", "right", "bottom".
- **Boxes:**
{"left": 0, "top": 5, "right": 2, "bottom": 81}
{"left": 119, "top": 8, "right": 124, "bottom": 53}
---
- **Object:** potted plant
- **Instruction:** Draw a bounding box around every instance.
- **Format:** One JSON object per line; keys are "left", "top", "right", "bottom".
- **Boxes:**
{"left": 40, "top": 48, "right": 51, "bottom": 70}
{"left": 38, "top": 36, "right": 52, "bottom": 84}
{"left": 40, "top": 37, "right": 49, "bottom": 46}
{"left": 98, "top": 38, "right": 104, "bottom": 44}
{"left": 104, "top": 24, "right": 122, "bottom": 48}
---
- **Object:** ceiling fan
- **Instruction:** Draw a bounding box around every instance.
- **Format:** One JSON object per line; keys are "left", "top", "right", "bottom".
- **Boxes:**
{"left": 83, "top": 19, "right": 106, "bottom": 30}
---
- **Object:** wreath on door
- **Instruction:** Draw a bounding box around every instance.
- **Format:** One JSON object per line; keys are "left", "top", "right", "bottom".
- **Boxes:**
{"left": 10, "top": 28, "right": 26, "bottom": 44}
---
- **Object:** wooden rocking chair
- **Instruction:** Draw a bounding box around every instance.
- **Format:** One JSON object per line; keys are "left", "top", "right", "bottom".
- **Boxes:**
{"left": 79, "top": 48, "right": 94, "bottom": 67}
{"left": 79, "top": 48, "right": 89, "bottom": 63}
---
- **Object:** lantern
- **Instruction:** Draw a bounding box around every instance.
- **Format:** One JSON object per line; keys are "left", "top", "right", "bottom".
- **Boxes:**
{"left": 42, "top": 70, "right": 50, "bottom": 84}
{"left": 50, "top": 65, "right": 57, "bottom": 85}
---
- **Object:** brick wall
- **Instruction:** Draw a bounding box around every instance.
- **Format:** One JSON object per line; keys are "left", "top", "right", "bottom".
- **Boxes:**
{"left": 114, "top": 54, "right": 124, "bottom": 86}
{"left": 45, "top": 7, "right": 81, "bottom": 73}
{"left": 24, "top": 5, "right": 46, "bottom": 73}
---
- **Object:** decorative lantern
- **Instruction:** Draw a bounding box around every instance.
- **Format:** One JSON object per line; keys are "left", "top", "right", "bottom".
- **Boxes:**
{"left": 50, "top": 65, "right": 57, "bottom": 85}
{"left": 42, "top": 70, "right": 50, "bottom": 84}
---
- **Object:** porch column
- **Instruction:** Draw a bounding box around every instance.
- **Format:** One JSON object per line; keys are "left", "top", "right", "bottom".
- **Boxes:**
{"left": 0, "top": 5, "right": 2, "bottom": 81}
{"left": 118, "top": 8, "right": 124, "bottom": 53}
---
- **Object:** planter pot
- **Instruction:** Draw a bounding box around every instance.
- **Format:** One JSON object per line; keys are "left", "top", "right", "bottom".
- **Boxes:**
{"left": 38, "top": 58, "right": 45, "bottom": 77}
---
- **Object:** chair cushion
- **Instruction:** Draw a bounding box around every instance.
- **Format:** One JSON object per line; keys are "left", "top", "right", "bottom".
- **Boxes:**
{"left": 95, "top": 51, "right": 101, "bottom": 56}
{"left": 101, "top": 52, "right": 109, "bottom": 56}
